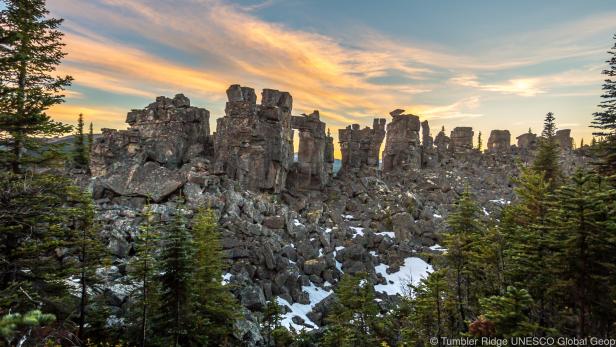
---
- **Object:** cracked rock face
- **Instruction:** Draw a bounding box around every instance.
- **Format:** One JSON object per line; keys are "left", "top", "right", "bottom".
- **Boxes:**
{"left": 487, "top": 130, "right": 511, "bottom": 153}
{"left": 338, "top": 119, "right": 386, "bottom": 174}
{"left": 213, "top": 85, "right": 294, "bottom": 194}
{"left": 450, "top": 127, "right": 474, "bottom": 151}
{"left": 382, "top": 111, "right": 421, "bottom": 173}
{"left": 555, "top": 129, "right": 573, "bottom": 151}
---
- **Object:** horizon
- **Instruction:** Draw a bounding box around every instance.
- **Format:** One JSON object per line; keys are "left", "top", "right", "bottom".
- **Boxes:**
{"left": 34, "top": 0, "right": 616, "bottom": 157}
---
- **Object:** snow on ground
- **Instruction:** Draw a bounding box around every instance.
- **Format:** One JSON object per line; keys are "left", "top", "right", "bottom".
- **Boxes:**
{"left": 429, "top": 244, "right": 447, "bottom": 252}
{"left": 376, "top": 231, "right": 395, "bottom": 238}
{"left": 482, "top": 207, "right": 490, "bottom": 216}
{"left": 350, "top": 226, "right": 364, "bottom": 237}
{"left": 489, "top": 198, "right": 511, "bottom": 205}
{"left": 277, "top": 282, "right": 333, "bottom": 331}
{"left": 293, "top": 219, "right": 303, "bottom": 226}
{"left": 222, "top": 273, "right": 232, "bottom": 285}
{"left": 323, "top": 227, "right": 332, "bottom": 234}
{"left": 342, "top": 214, "right": 354, "bottom": 220}
{"left": 333, "top": 246, "right": 344, "bottom": 272}
{"left": 374, "top": 257, "right": 433, "bottom": 296}
{"left": 433, "top": 213, "right": 442, "bottom": 219}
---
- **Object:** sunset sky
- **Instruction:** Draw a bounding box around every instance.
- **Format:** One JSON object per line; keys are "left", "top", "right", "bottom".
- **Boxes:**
{"left": 38, "top": 0, "right": 616, "bottom": 156}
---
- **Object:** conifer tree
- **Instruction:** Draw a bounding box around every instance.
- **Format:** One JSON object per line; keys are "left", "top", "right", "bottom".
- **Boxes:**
{"left": 153, "top": 207, "right": 195, "bottom": 347}
{"left": 127, "top": 205, "right": 160, "bottom": 347}
{"left": 591, "top": 34, "right": 616, "bottom": 180}
{"left": 477, "top": 131, "right": 483, "bottom": 151}
{"left": 323, "top": 273, "right": 381, "bottom": 347}
{"left": 0, "top": 0, "right": 73, "bottom": 173}
{"left": 442, "top": 186, "right": 484, "bottom": 331}
{"left": 533, "top": 112, "right": 561, "bottom": 188}
{"left": 548, "top": 170, "right": 616, "bottom": 336}
{"left": 475, "top": 286, "right": 537, "bottom": 338}
{"left": 73, "top": 113, "right": 88, "bottom": 169}
{"left": 88, "top": 122, "right": 94, "bottom": 159}
{"left": 502, "top": 168, "right": 555, "bottom": 333}
{"left": 191, "top": 208, "right": 239, "bottom": 346}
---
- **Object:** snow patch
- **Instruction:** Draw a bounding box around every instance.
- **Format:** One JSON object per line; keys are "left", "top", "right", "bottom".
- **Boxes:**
{"left": 489, "top": 198, "right": 511, "bottom": 205}
{"left": 277, "top": 283, "right": 332, "bottom": 331}
{"left": 376, "top": 231, "right": 395, "bottom": 238}
{"left": 433, "top": 213, "right": 442, "bottom": 219}
{"left": 350, "top": 226, "right": 364, "bottom": 237}
{"left": 429, "top": 244, "right": 447, "bottom": 252}
{"left": 374, "top": 257, "right": 433, "bottom": 296}
{"left": 222, "top": 273, "right": 232, "bottom": 285}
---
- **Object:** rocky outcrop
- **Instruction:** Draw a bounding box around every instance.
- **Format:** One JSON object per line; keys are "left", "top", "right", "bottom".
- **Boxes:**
{"left": 338, "top": 119, "right": 386, "bottom": 174}
{"left": 450, "top": 127, "right": 474, "bottom": 152}
{"left": 213, "top": 85, "right": 294, "bottom": 193}
{"left": 555, "top": 129, "right": 573, "bottom": 151}
{"left": 90, "top": 94, "right": 210, "bottom": 201}
{"left": 487, "top": 130, "right": 511, "bottom": 153}
{"left": 516, "top": 132, "right": 538, "bottom": 150}
{"left": 287, "top": 111, "right": 334, "bottom": 190}
{"left": 421, "top": 120, "right": 433, "bottom": 149}
{"left": 382, "top": 110, "right": 421, "bottom": 173}
{"left": 434, "top": 129, "right": 451, "bottom": 153}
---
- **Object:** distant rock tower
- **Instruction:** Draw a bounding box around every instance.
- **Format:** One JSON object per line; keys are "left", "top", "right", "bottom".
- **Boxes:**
{"left": 213, "top": 84, "right": 294, "bottom": 193}
{"left": 450, "top": 127, "right": 474, "bottom": 152}
{"left": 487, "top": 130, "right": 511, "bottom": 153}
{"left": 382, "top": 109, "right": 421, "bottom": 173}
{"left": 338, "top": 118, "right": 386, "bottom": 174}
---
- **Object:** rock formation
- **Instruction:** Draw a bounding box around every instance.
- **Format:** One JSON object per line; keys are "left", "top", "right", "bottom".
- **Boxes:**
{"left": 555, "top": 129, "right": 573, "bottom": 151}
{"left": 90, "top": 94, "right": 210, "bottom": 201}
{"left": 338, "top": 119, "right": 386, "bottom": 174}
{"left": 487, "top": 130, "right": 511, "bottom": 153}
{"left": 516, "top": 132, "right": 538, "bottom": 150}
{"left": 434, "top": 128, "right": 451, "bottom": 153}
{"left": 450, "top": 127, "right": 474, "bottom": 152}
{"left": 421, "top": 120, "right": 433, "bottom": 148}
{"left": 287, "top": 111, "right": 334, "bottom": 190}
{"left": 214, "top": 85, "right": 294, "bottom": 193}
{"left": 382, "top": 110, "right": 421, "bottom": 173}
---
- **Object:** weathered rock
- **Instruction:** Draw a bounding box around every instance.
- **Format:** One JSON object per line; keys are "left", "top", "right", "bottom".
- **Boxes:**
{"left": 239, "top": 284, "right": 266, "bottom": 310}
{"left": 382, "top": 111, "right": 421, "bottom": 172}
{"left": 338, "top": 119, "right": 386, "bottom": 174}
{"left": 487, "top": 130, "right": 511, "bottom": 153}
{"left": 434, "top": 129, "right": 450, "bottom": 153}
{"left": 450, "top": 127, "right": 474, "bottom": 151}
{"left": 214, "top": 85, "right": 293, "bottom": 193}
{"left": 421, "top": 120, "right": 433, "bottom": 148}
{"left": 555, "top": 129, "right": 573, "bottom": 151}
{"left": 516, "top": 132, "right": 538, "bottom": 150}
{"left": 287, "top": 111, "right": 333, "bottom": 190}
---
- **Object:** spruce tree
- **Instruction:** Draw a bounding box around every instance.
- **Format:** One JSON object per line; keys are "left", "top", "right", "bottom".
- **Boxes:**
{"left": 548, "top": 170, "right": 616, "bottom": 336}
{"left": 73, "top": 113, "right": 88, "bottom": 169}
{"left": 477, "top": 131, "right": 483, "bottom": 151}
{"left": 475, "top": 286, "right": 537, "bottom": 338}
{"left": 533, "top": 112, "right": 561, "bottom": 188}
{"left": 442, "top": 186, "right": 484, "bottom": 331}
{"left": 323, "top": 273, "right": 381, "bottom": 347}
{"left": 591, "top": 34, "right": 616, "bottom": 180}
{"left": 153, "top": 207, "right": 195, "bottom": 347}
{"left": 127, "top": 205, "right": 160, "bottom": 347}
{"left": 503, "top": 167, "right": 556, "bottom": 333}
{"left": 88, "top": 122, "right": 94, "bottom": 159}
{"left": 0, "top": 0, "right": 73, "bottom": 173}
{"left": 191, "top": 208, "right": 239, "bottom": 346}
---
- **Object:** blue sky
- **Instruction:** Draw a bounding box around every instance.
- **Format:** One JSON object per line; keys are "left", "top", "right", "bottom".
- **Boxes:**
{"left": 41, "top": 0, "right": 616, "bottom": 155}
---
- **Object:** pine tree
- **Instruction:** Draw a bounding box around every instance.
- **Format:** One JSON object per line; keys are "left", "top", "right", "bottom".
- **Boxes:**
{"left": 548, "top": 170, "right": 616, "bottom": 336}
{"left": 474, "top": 286, "right": 537, "bottom": 338}
{"left": 0, "top": 309, "right": 55, "bottom": 345}
{"left": 153, "top": 207, "right": 195, "bottom": 347}
{"left": 477, "top": 131, "right": 483, "bottom": 151}
{"left": 88, "top": 122, "right": 94, "bottom": 159}
{"left": 502, "top": 167, "right": 556, "bottom": 333}
{"left": 323, "top": 273, "right": 381, "bottom": 347}
{"left": 591, "top": 34, "right": 616, "bottom": 180}
{"left": 73, "top": 113, "right": 88, "bottom": 169}
{"left": 127, "top": 205, "right": 160, "bottom": 347}
{"left": 442, "top": 186, "right": 485, "bottom": 331}
{"left": 191, "top": 208, "right": 239, "bottom": 346}
{"left": 533, "top": 112, "right": 561, "bottom": 188}
{"left": 0, "top": 0, "right": 73, "bottom": 173}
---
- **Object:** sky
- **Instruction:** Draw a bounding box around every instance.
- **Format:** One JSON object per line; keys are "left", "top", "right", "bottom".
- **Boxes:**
{"left": 37, "top": 0, "right": 616, "bottom": 157}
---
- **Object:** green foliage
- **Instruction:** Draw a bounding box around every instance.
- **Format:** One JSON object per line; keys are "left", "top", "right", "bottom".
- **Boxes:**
{"left": 0, "top": 309, "right": 55, "bottom": 344}
{"left": 475, "top": 286, "right": 537, "bottom": 338}
{"left": 262, "top": 300, "right": 283, "bottom": 346}
{"left": 532, "top": 112, "right": 561, "bottom": 188}
{"left": 191, "top": 208, "right": 239, "bottom": 346}
{"left": 73, "top": 113, "right": 88, "bottom": 168}
{"left": 323, "top": 272, "right": 382, "bottom": 347}
{"left": 0, "top": 0, "right": 73, "bottom": 173}
{"left": 592, "top": 34, "right": 616, "bottom": 180}
{"left": 152, "top": 208, "right": 195, "bottom": 347}
{"left": 477, "top": 131, "right": 483, "bottom": 151}
{"left": 548, "top": 170, "right": 616, "bottom": 336}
